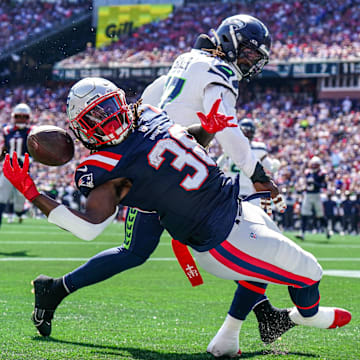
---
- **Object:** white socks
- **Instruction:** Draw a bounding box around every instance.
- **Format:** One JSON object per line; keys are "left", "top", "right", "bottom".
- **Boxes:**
{"left": 207, "top": 314, "right": 242, "bottom": 358}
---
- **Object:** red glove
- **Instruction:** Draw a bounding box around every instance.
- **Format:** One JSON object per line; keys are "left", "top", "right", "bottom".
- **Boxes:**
{"left": 3, "top": 152, "right": 40, "bottom": 202}
{"left": 197, "top": 98, "right": 236, "bottom": 133}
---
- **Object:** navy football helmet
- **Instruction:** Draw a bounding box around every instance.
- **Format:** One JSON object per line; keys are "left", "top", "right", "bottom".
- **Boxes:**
{"left": 213, "top": 14, "right": 271, "bottom": 81}
{"left": 239, "top": 118, "right": 256, "bottom": 141}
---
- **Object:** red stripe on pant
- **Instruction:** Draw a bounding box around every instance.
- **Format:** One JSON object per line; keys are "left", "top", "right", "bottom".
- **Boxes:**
{"left": 219, "top": 240, "right": 316, "bottom": 287}
{"left": 238, "top": 280, "right": 266, "bottom": 295}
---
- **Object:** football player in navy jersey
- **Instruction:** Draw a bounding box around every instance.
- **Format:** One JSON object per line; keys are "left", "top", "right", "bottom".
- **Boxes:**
{"left": 3, "top": 77, "right": 351, "bottom": 357}
{"left": 0, "top": 103, "right": 33, "bottom": 227}
{"left": 296, "top": 156, "right": 328, "bottom": 241}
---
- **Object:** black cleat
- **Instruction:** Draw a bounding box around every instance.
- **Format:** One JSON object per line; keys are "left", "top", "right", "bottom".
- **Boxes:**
{"left": 31, "top": 275, "right": 60, "bottom": 337}
{"left": 295, "top": 234, "right": 304, "bottom": 241}
{"left": 253, "top": 299, "right": 296, "bottom": 344}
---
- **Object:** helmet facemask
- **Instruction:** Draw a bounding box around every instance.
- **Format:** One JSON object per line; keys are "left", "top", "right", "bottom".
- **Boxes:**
{"left": 70, "top": 89, "right": 133, "bottom": 150}
{"left": 13, "top": 113, "right": 30, "bottom": 129}
{"left": 229, "top": 25, "right": 269, "bottom": 81}
{"left": 12, "top": 103, "right": 31, "bottom": 129}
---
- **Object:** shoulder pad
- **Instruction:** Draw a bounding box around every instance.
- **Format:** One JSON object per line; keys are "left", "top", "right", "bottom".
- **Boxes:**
{"left": 3, "top": 125, "right": 13, "bottom": 135}
{"left": 207, "top": 59, "right": 239, "bottom": 96}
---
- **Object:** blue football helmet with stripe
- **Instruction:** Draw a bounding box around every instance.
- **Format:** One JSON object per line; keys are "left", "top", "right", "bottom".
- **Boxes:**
{"left": 213, "top": 14, "right": 271, "bottom": 81}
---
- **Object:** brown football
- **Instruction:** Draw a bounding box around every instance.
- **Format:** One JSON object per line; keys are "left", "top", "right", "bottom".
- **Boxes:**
{"left": 27, "top": 125, "right": 74, "bottom": 166}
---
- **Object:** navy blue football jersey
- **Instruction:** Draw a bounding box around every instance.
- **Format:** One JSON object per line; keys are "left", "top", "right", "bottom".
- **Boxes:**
{"left": 305, "top": 170, "right": 326, "bottom": 193}
{"left": 75, "top": 105, "right": 239, "bottom": 251}
{"left": 2, "top": 124, "right": 32, "bottom": 157}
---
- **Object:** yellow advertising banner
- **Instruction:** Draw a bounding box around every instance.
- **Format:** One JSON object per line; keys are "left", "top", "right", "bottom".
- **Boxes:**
{"left": 96, "top": 4, "right": 173, "bottom": 48}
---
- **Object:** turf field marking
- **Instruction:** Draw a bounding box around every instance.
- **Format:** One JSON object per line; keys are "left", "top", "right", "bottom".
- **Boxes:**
{"left": 0, "top": 240, "right": 169, "bottom": 245}
{"left": 323, "top": 270, "right": 360, "bottom": 278}
{"left": 1, "top": 258, "right": 359, "bottom": 278}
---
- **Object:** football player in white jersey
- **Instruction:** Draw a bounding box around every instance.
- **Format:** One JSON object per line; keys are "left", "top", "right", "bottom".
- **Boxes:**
{"left": 218, "top": 118, "right": 281, "bottom": 207}
{"left": 142, "top": 15, "right": 290, "bottom": 356}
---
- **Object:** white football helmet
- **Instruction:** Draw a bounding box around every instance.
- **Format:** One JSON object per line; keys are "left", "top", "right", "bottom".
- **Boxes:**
{"left": 309, "top": 156, "right": 322, "bottom": 170}
{"left": 67, "top": 77, "right": 134, "bottom": 150}
{"left": 12, "top": 103, "right": 31, "bottom": 128}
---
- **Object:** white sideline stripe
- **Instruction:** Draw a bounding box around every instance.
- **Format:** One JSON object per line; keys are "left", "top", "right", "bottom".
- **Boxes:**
{"left": 0, "top": 240, "right": 168, "bottom": 246}
{"left": 323, "top": 270, "right": 360, "bottom": 278}
{"left": 0, "top": 256, "right": 359, "bottom": 262}
{"left": 0, "top": 258, "right": 359, "bottom": 279}
{"left": 0, "top": 257, "right": 175, "bottom": 262}
{"left": 0, "top": 231, "right": 125, "bottom": 236}
{"left": 2, "top": 235, "right": 360, "bottom": 248}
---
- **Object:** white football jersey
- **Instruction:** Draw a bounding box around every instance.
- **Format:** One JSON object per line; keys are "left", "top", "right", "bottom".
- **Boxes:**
{"left": 141, "top": 49, "right": 258, "bottom": 178}
{"left": 218, "top": 141, "right": 280, "bottom": 196}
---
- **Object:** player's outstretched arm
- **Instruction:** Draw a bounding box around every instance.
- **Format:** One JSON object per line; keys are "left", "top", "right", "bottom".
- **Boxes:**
{"left": 3, "top": 152, "right": 120, "bottom": 240}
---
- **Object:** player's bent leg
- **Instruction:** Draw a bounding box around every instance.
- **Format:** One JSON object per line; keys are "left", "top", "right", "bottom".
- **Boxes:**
{"left": 64, "top": 209, "right": 164, "bottom": 291}
{"left": 231, "top": 281, "right": 295, "bottom": 344}
{"left": 193, "top": 202, "right": 323, "bottom": 285}
{"left": 288, "top": 281, "right": 351, "bottom": 329}
{"left": 31, "top": 210, "right": 164, "bottom": 336}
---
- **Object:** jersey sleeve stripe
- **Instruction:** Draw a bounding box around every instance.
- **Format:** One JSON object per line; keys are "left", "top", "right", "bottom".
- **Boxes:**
{"left": 80, "top": 159, "right": 115, "bottom": 171}
{"left": 94, "top": 151, "right": 122, "bottom": 160}
{"left": 77, "top": 153, "right": 122, "bottom": 171}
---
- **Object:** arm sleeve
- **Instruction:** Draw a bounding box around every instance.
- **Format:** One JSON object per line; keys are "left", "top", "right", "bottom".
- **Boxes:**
{"left": 203, "top": 84, "right": 257, "bottom": 178}
{"left": 141, "top": 75, "right": 167, "bottom": 106}
{"left": 48, "top": 205, "right": 118, "bottom": 241}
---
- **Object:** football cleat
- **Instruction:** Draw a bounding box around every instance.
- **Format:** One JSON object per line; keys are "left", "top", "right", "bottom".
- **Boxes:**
{"left": 289, "top": 307, "right": 351, "bottom": 329}
{"left": 207, "top": 336, "right": 242, "bottom": 358}
{"left": 253, "top": 299, "right": 296, "bottom": 344}
{"left": 207, "top": 314, "right": 242, "bottom": 358}
{"left": 31, "top": 275, "right": 60, "bottom": 337}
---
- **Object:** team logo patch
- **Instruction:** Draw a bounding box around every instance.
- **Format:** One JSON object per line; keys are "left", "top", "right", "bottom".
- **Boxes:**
{"left": 249, "top": 232, "right": 257, "bottom": 240}
{"left": 78, "top": 173, "right": 94, "bottom": 188}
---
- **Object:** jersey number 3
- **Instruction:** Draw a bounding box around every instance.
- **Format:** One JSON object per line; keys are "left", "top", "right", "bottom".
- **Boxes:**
{"left": 147, "top": 125, "right": 215, "bottom": 191}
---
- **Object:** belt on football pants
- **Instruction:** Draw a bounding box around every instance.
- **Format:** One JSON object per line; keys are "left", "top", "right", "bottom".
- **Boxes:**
{"left": 171, "top": 191, "right": 272, "bottom": 287}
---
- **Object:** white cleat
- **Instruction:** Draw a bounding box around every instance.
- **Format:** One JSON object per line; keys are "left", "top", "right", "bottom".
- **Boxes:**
{"left": 207, "top": 315, "right": 242, "bottom": 358}
{"left": 289, "top": 307, "right": 351, "bottom": 329}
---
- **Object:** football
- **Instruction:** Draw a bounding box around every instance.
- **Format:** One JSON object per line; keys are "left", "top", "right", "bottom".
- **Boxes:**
{"left": 27, "top": 125, "right": 74, "bottom": 166}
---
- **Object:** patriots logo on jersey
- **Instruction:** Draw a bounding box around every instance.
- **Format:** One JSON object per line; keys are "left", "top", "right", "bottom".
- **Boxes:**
{"left": 78, "top": 173, "right": 94, "bottom": 188}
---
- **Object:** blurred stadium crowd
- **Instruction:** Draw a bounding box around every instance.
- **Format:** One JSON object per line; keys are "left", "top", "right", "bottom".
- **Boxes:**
{"left": 56, "top": 0, "right": 360, "bottom": 68}
{"left": 1, "top": 0, "right": 360, "bottom": 235}
{"left": 0, "top": 0, "right": 92, "bottom": 54}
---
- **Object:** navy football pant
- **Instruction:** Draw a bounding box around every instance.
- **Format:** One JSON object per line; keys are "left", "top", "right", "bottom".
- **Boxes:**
{"left": 64, "top": 208, "right": 268, "bottom": 320}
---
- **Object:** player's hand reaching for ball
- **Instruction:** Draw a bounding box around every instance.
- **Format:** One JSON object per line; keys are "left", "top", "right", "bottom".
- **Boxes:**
{"left": 3, "top": 152, "right": 40, "bottom": 202}
{"left": 197, "top": 98, "right": 236, "bottom": 133}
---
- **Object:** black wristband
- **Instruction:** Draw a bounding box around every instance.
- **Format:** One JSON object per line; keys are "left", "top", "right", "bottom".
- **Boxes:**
{"left": 250, "top": 162, "right": 271, "bottom": 184}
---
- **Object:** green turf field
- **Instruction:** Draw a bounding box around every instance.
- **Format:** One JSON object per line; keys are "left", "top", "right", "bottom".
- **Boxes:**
{"left": 0, "top": 219, "right": 359, "bottom": 360}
